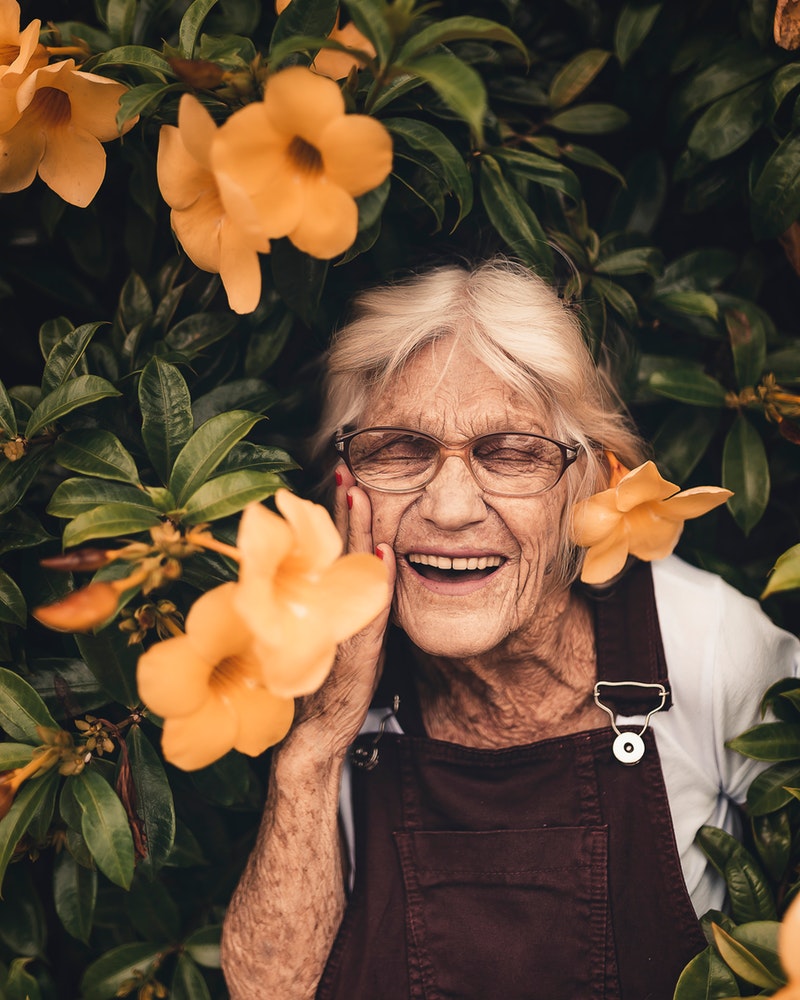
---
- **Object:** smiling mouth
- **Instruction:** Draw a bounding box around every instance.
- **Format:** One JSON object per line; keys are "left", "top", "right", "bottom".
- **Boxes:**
{"left": 406, "top": 552, "right": 505, "bottom": 583}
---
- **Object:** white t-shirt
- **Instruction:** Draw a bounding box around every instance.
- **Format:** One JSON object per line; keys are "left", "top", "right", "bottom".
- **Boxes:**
{"left": 341, "top": 556, "right": 800, "bottom": 916}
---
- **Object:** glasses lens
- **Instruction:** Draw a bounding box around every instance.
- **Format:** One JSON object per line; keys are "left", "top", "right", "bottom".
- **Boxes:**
{"left": 471, "top": 434, "right": 564, "bottom": 495}
{"left": 348, "top": 430, "right": 438, "bottom": 490}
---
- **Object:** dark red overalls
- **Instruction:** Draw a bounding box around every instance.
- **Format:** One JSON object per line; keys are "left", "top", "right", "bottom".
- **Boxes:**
{"left": 316, "top": 563, "right": 707, "bottom": 1000}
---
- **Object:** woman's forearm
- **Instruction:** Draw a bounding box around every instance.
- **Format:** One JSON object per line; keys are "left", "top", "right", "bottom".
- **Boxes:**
{"left": 221, "top": 729, "right": 347, "bottom": 1000}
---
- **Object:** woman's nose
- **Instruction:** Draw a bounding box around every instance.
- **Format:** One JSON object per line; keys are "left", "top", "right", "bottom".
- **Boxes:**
{"left": 417, "top": 456, "right": 487, "bottom": 528}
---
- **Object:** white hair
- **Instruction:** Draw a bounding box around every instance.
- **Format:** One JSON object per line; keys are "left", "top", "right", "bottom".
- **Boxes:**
{"left": 318, "top": 258, "right": 648, "bottom": 586}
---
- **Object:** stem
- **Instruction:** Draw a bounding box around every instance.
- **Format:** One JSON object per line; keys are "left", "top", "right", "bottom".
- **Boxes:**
{"left": 185, "top": 529, "right": 241, "bottom": 562}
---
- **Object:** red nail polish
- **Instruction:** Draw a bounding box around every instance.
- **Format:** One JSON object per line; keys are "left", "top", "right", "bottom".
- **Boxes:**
{"left": 335, "top": 469, "right": 343, "bottom": 487}
{"left": 347, "top": 493, "right": 353, "bottom": 510}
{"left": 375, "top": 546, "right": 384, "bottom": 560}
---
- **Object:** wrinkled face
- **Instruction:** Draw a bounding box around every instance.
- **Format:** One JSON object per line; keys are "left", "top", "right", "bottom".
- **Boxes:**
{"left": 361, "top": 339, "right": 570, "bottom": 659}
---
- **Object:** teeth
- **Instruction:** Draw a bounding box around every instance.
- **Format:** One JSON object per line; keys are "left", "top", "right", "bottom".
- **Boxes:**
{"left": 408, "top": 553, "right": 503, "bottom": 571}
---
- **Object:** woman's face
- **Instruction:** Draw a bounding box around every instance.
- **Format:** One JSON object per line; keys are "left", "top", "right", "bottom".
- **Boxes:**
{"left": 360, "top": 339, "right": 570, "bottom": 659}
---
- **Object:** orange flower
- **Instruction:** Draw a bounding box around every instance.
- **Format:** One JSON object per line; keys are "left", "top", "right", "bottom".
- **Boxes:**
{"left": 136, "top": 584, "right": 295, "bottom": 771}
{"left": 234, "top": 489, "right": 389, "bottom": 698}
{"left": 34, "top": 578, "right": 131, "bottom": 632}
{"left": 570, "top": 458, "right": 732, "bottom": 585}
{"left": 0, "top": 0, "right": 48, "bottom": 131}
{"left": 156, "top": 94, "right": 269, "bottom": 314}
{"left": 274, "top": 0, "right": 375, "bottom": 80}
{"left": 773, "top": 895, "right": 800, "bottom": 997}
{"left": 0, "top": 57, "right": 136, "bottom": 206}
{"left": 212, "top": 65, "right": 392, "bottom": 259}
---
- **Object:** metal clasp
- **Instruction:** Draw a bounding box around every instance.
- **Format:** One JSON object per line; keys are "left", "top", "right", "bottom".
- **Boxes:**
{"left": 350, "top": 696, "right": 400, "bottom": 771}
{"left": 593, "top": 681, "right": 667, "bottom": 765}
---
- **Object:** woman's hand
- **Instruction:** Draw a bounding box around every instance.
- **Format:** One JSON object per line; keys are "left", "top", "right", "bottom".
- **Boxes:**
{"left": 290, "top": 464, "right": 396, "bottom": 759}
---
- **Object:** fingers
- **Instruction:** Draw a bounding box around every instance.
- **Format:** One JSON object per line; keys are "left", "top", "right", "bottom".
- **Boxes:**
{"left": 333, "top": 463, "right": 355, "bottom": 542}
{"left": 333, "top": 463, "right": 374, "bottom": 555}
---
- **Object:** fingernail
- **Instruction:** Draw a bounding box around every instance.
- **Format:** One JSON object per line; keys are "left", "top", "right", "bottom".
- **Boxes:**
{"left": 375, "top": 546, "right": 384, "bottom": 560}
{"left": 335, "top": 469, "right": 343, "bottom": 487}
{"left": 347, "top": 492, "right": 353, "bottom": 510}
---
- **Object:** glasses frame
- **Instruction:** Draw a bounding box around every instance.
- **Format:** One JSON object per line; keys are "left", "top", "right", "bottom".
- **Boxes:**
{"left": 334, "top": 427, "right": 581, "bottom": 497}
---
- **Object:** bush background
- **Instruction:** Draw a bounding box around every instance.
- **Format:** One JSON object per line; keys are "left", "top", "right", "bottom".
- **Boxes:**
{"left": 0, "top": 0, "right": 799, "bottom": 996}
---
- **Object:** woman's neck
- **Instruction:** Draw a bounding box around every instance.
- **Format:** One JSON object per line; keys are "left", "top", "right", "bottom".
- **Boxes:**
{"left": 412, "top": 588, "right": 604, "bottom": 748}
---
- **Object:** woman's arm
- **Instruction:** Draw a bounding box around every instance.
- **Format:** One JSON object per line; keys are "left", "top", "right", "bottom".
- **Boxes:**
{"left": 221, "top": 477, "right": 394, "bottom": 999}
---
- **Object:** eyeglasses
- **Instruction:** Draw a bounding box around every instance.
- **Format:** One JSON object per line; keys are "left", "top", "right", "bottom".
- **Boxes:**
{"left": 334, "top": 427, "right": 580, "bottom": 497}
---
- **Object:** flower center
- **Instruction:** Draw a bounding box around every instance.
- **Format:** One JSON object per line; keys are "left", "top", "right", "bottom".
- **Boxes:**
{"left": 211, "top": 655, "right": 251, "bottom": 694}
{"left": 27, "top": 87, "right": 71, "bottom": 127}
{"left": 287, "top": 135, "right": 323, "bottom": 175}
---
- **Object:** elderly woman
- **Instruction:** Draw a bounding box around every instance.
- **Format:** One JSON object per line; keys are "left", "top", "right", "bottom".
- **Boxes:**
{"left": 221, "top": 261, "right": 800, "bottom": 1000}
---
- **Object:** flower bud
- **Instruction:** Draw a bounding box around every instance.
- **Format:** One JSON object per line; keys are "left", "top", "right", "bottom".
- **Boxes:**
{"left": 40, "top": 548, "right": 116, "bottom": 572}
{"left": 34, "top": 581, "right": 120, "bottom": 632}
{"left": 168, "top": 56, "right": 224, "bottom": 89}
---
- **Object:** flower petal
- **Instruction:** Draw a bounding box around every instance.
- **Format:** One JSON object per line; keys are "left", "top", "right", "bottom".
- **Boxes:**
{"left": 218, "top": 215, "right": 265, "bottom": 314}
{"left": 184, "top": 583, "right": 254, "bottom": 663}
{"left": 287, "top": 174, "right": 357, "bottom": 258}
{"left": 0, "top": 108, "right": 44, "bottom": 192}
{"left": 0, "top": 0, "right": 20, "bottom": 41}
{"left": 263, "top": 65, "right": 344, "bottom": 144}
{"left": 157, "top": 124, "right": 210, "bottom": 211}
{"left": 624, "top": 504, "right": 684, "bottom": 561}
{"left": 570, "top": 491, "right": 623, "bottom": 547}
{"left": 579, "top": 522, "right": 630, "bottom": 584}
{"left": 136, "top": 634, "right": 213, "bottom": 719}
{"left": 274, "top": 488, "right": 342, "bottom": 574}
{"left": 319, "top": 113, "right": 393, "bottom": 196}
{"left": 657, "top": 486, "right": 733, "bottom": 521}
{"left": 38, "top": 124, "right": 106, "bottom": 207}
{"left": 227, "top": 682, "right": 294, "bottom": 756}
{"left": 255, "top": 632, "right": 338, "bottom": 699}
{"left": 615, "top": 460, "right": 678, "bottom": 512}
{"left": 235, "top": 501, "right": 295, "bottom": 639}
{"left": 160, "top": 693, "right": 238, "bottom": 771}
{"left": 176, "top": 93, "right": 216, "bottom": 169}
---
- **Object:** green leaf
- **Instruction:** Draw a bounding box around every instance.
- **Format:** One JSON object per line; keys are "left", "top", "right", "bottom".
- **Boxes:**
{"left": 652, "top": 406, "right": 719, "bottom": 482}
{"left": 492, "top": 147, "right": 582, "bottom": 204}
{"left": 727, "top": 722, "right": 800, "bottom": 761}
{"left": 6, "top": 956, "right": 42, "bottom": 1000}
{"left": 385, "top": 118, "right": 473, "bottom": 226}
{"left": 0, "top": 507, "right": 51, "bottom": 555}
{"left": 0, "top": 568, "right": 25, "bottom": 627}
{"left": 747, "top": 762, "right": 800, "bottom": 814}
{"left": 271, "top": 0, "right": 337, "bottom": 53}
{"left": 164, "top": 312, "right": 238, "bottom": 357}
{"left": 722, "top": 413, "right": 770, "bottom": 536}
{"left": 478, "top": 155, "right": 553, "bottom": 275}
{"left": 192, "top": 380, "right": 279, "bottom": 427}
{"left": 733, "top": 922, "right": 785, "bottom": 983}
{"left": 116, "top": 81, "right": 179, "bottom": 128}
{"left": 0, "top": 864, "right": 46, "bottom": 958}
{"left": 673, "top": 41, "right": 780, "bottom": 121}
{"left": 138, "top": 357, "right": 194, "bottom": 484}
{"left": 106, "top": 0, "right": 136, "bottom": 44}
{"left": 0, "top": 448, "right": 49, "bottom": 517}
{"left": 0, "top": 379, "right": 16, "bottom": 438}
{"left": 48, "top": 478, "right": 153, "bottom": 521}
{"left": 39, "top": 317, "right": 74, "bottom": 364}
{"left": 548, "top": 103, "right": 629, "bottom": 134}
{"left": 54, "top": 429, "right": 141, "bottom": 485}
{"left": 71, "top": 767, "right": 135, "bottom": 889}
{"left": 53, "top": 849, "right": 97, "bottom": 944}
{"left": 648, "top": 367, "right": 727, "bottom": 407}
{"left": 0, "top": 772, "right": 59, "bottom": 895}
{"left": 126, "top": 726, "right": 175, "bottom": 874}
{"left": 0, "top": 744, "right": 34, "bottom": 770}
{"left": 62, "top": 502, "right": 161, "bottom": 548}
{"left": 588, "top": 277, "right": 639, "bottom": 328}
{"left": 342, "top": 0, "right": 391, "bottom": 65}
{"left": 766, "top": 63, "right": 800, "bottom": 119}
{"left": 560, "top": 142, "right": 626, "bottom": 184}
{"left": 726, "top": 309, "right": 766, "bottom": 389}
{"left": 125, "top": 876, "right": 180, "bottom": 942}
{"left": 41, "top": 323, "right": 104, "bottom": 395}
{"left": 653, "top": 290, "right": 720, "bottom": 319}
{"left": 396, "top": 16, "right": 527, "bottom": 64}
{"left": 25, "top": 375, "right": 120, "bottom": 440}
{"left": 0, "top": 668, "right": 58, "bottom": 742}
{"left": 697, "top": 826, "right": 777, "bottom": 923}
{"left": 752, "top": 811, "right": 791, "bottom": 883}
{"left": 179, "top": 0, "right": 219, "bottom": 56}
{"left": 400, "top": 52, "right": 486, "bottom": 144}
{"left": 595, "top": 246, "right": 663, "bottom": 278}
{"left": 90, "top": 45, "right": 175, "bottom": 78}
{"left": 75, "top": 628, "right": 140, "bottom": 708}
{"left": 687, "top": 81, "right": 766, "bottom": 163}
{"left": 270, "top": 240, "right": 328, "bottom": 326}
{"left": 216, "top": 443, "right": 297, "bottom": 476}
{"left": 549, "top": 49, "right": 610, "bottom": 109}
{"left": 80, "top": 943, "right": 162, "bottom": 1000}
{"left": 614, "top": 3, "right": 662, "bottom": 66}
{"left": 672, "top": 945, "right": 739, "bottom": 999}
{"left": 169, "top": 410, "right": 264, "bottom": 506}
{"left": 751, "top": 131, "right": 800, "bottom": 240}
{"left": 182, "top": 470, "right": 283, "bottom": 523}
{"left": 184, "top": 924, "right": 222, "bottom": 968}
{"left": 762, "top": 542, "right": 800, "bottom": 598}
{"left": 711, "top": 923, "right": 783, "bottom": 989}
{"left": 171, "top": 954, "right": 212, "bottom": 1000}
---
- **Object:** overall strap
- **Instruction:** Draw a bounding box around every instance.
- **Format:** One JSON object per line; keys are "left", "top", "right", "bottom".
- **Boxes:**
{"left": 589, "top": 559, "right": 673, "bottom": 715}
